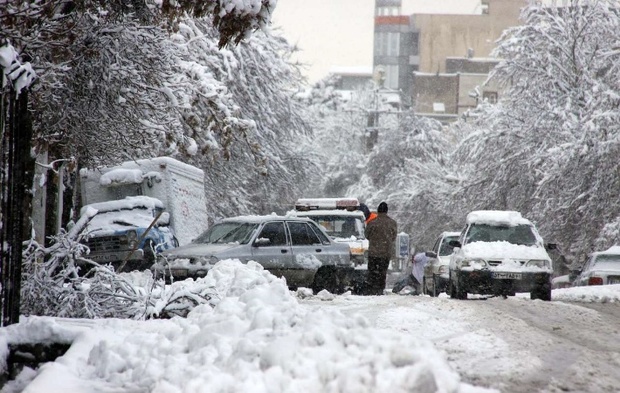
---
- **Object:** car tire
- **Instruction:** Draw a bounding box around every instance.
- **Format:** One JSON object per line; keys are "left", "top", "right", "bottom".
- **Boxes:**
{"left": 454, "top": 273, "right": 467, "bottom": 300}
{"left": 428, "top": 276, "right": 438, "bottom": 297}
{"left": 531, "top": 284, "right": 551, "bottom": 301}
{"left": 312, "top": 266, "right": 343, "bottom": 295}
{"left": 449, "top": 274, "right": 456, "bottom": 298}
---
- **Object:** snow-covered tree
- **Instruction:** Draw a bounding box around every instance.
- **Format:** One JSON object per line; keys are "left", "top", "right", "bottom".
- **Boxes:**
{"left": 449, "top": 0, "right": 620, "bottom": 258}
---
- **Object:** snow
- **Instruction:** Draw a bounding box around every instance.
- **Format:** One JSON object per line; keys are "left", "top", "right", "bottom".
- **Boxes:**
{"left": 461, "top": 242, "right": 551, "bottom": 263}
{"left": 79, "top": 196, "right": 164, "bottom": 217}
{"left": 0, "top": 260, "right": 488, "bottom": 393}
{"left": 2, "top": 260, "right": 620, "bottom": 391}
{"left": 0, "top": 41, "right": 36, "bottom": 94}
{"left": 466, "top": 210, "right": 531, "bottom": 226}
{"left": 99, "top": 168, "right": 143, "bottom": 186}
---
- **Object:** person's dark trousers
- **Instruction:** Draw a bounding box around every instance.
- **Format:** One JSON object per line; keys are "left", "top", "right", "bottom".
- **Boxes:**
{"left": 365, "top": 256, "right": 390, "bottom": 295}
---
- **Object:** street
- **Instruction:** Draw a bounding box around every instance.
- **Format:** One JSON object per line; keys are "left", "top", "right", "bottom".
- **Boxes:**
{"left": 299, "top": 292, "right": 620, "bottom": 393}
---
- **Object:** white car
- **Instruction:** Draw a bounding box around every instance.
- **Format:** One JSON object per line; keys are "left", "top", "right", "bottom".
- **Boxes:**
{"left": 423, "top": 231, "right": 460, "bottom": 296}
{"left": 574, "top": 246, "right": 620, "bottom": 286}
{"left": 448, "top": 210, "right": 555, "bottom": 301}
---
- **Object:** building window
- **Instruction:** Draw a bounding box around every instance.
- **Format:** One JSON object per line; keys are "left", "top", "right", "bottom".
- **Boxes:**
{"left": 483, "top": 91, "right": 498, "bottom": 104}
{"left": 374, "top": 32, "right": 400, "bottom": 56}
{"left": 385, "top": 65, "right": 399, "bottom": 89}
{"left": 376, "top": 6, "right": 399, "bottom": 16}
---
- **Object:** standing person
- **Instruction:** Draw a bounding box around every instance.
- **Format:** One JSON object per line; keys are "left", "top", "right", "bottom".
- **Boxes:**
{"left": 363, "top": 201, "right": 397, "bottom": 295}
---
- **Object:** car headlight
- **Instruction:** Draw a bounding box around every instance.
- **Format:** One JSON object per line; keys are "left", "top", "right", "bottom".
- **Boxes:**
{"left": 462, "top": 259, "right": 488, "bottom": 268}
{"left": 438, "top": 265, "right": 448, "bottom": 274}
{"left": 127, "top": 230, "right": 138, "bottom": 248}
{"left": 526, "top": 260, "right": 550, "bottom": 269}
{"left": 208, "top": 256, "right": 219, "bottom": 266}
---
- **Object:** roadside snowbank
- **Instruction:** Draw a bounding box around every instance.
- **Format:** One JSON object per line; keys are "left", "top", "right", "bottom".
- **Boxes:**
{"left": 0, "top": 260, "right": 490, "bottom": 393}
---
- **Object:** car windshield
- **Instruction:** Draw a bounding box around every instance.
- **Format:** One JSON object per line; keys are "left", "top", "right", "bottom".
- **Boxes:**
{"left": 307, "top": 215, "right": 365, "bottom": 239}
{"left": 595, "top": 255, "right": 620, "bottom": 263}
{"left": 439, "top": 236, "right": 459, "bottom": 256}
{"left": 193, "top": 222, "right": 259, "bottom": 244}
{"left": 466, "top": 224, "right": 537, "bottom": 246}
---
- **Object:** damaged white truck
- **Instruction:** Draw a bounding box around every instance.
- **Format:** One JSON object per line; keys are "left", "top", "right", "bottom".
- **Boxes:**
{"left": 78, "top": 157, "right": 208, "bottom": 273}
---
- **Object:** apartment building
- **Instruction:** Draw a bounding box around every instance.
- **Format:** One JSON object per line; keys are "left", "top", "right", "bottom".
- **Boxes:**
{"left": 373, "top": 0, "right": 525, "bottom": 121}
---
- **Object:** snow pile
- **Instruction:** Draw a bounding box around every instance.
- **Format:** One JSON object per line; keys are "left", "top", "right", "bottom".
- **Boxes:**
{"left": 99, "top": 168, "right": 143, "bottom": 186}
{"left": 552, "top": 284, "right": 620, "bottom": 303}
{"left": 0, "top": 260, "right": 480, "bottom": 393}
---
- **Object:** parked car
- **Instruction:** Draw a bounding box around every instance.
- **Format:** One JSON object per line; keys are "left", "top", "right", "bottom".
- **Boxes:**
{"left": 423, "top": 231, "right": 461, "bottom": 296}
{"left": 448, "top": 210, "right": 555, "bottom": 301}
{"left": 573, "top": 246, "right": 620, "bottom": 286}
{"left": 151, "top": 215, "right": 353, "bottom": 294}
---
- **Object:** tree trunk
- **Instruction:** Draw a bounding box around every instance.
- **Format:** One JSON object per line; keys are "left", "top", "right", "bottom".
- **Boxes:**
{"left": 1, "top": 89, "right": 35, "bottom": 326}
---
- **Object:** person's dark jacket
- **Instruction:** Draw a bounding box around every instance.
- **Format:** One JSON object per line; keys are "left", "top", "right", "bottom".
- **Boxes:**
{"left": 365, "top": 213, "right": 397, "bottom": 259}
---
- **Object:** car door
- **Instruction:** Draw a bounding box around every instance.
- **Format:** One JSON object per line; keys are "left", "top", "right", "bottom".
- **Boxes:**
{"left": 251, "top": 221, "right": 293, "bottom": 272}
{"left": 287, "top": 221, "right": 329, "bottom": 265}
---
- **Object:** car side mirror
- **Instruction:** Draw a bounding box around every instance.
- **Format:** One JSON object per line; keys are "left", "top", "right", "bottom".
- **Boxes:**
{"left": 545, "top": 243, "right": 558, "bottom": 250}
{"left": 425, "top": 251, "right": 437, "bottom": 258}
{"left": 448, "top": 240, "right": 461, "bottom": 248}
{"left": 253, "top": 238, "right": 271, "bottom": 247}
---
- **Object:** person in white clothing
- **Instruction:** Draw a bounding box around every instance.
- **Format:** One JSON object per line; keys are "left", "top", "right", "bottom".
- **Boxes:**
{"left": 392, "top": 252, "right": 429, "bottom": 294}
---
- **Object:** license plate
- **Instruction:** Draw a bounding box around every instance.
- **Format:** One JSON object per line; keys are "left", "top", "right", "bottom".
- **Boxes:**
{"left": 492, "top": 272, "right": 522, "bottom": 280}
{"left": 171, "top": 268, "right": 189, "bottom": 278}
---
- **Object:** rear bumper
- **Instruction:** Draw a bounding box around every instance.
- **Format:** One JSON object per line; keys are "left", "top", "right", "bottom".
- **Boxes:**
{"left": 455, "top": 269, "right": 551, "bottom": 295}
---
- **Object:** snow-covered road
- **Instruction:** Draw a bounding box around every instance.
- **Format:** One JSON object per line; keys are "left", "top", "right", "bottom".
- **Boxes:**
{"left": 300, "top": 293, "right": 620, "bottom": 393}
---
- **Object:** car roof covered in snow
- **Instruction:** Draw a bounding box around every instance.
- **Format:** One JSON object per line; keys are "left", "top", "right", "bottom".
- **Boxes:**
{"left": 466, "top": 210, "right": 532, "bottom": 226}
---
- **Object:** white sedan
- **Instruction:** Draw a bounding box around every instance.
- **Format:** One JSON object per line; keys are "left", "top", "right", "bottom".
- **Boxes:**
{"left": 574, "top": 246, "right": 620, "bottom": 286}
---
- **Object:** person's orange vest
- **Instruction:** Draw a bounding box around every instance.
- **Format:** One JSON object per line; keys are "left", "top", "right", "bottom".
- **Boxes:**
{"left": 365, "top": 212, "right": 378, "bottom": 225}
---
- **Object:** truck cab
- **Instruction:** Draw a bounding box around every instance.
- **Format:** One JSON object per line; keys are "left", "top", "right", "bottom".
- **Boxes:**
{"left": 289, "top": 198, "right": 369, "bottom": 266}
{"left": 79, "top": 196, "right": 178, "bottom": 272}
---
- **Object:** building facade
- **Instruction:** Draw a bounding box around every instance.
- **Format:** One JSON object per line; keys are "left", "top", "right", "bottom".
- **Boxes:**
{"left": 373, "top": 0, "right": 525, "bottom": 119}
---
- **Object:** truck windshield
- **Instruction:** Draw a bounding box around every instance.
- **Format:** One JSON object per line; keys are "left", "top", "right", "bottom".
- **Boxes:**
{"left": 466, "top": 224, "right": 537, "bottom": 246}
{"left": 194, "top": 222, "right": 259, "bottom": 244}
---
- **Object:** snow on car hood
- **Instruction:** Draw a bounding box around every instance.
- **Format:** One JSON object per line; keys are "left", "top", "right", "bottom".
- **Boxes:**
{"left": 462, "top": 241, "right": 550, "bottom": 261}
{"left": 84, "top": 210, "right": 156, "bottom": 236}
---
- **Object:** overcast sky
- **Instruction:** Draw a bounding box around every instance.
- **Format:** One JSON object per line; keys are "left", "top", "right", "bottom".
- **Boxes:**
{"left": 270, "top": 0, "right": 484, "bottom": 84}
{"left": 270, "top": 0, "right": 375, "bottom": 85}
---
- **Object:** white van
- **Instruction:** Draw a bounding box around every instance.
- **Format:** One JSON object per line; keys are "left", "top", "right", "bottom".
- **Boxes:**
{"left": 448, "top": 210, "right": 555, "bottom": 301}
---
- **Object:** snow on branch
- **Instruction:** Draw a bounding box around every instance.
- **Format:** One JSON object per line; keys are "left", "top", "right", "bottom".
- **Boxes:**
{"left": 0, "top": 40, "right": 36, "bottom": 94}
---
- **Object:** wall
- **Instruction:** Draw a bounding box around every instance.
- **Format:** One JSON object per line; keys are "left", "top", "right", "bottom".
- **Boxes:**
{"left": 412, "top": 0, "right": 524, "bottom": 73}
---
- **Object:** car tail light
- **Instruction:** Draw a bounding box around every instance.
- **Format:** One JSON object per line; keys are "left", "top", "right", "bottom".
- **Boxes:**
{"left": 588, "top": 277, "right": 603, "bottom": 286}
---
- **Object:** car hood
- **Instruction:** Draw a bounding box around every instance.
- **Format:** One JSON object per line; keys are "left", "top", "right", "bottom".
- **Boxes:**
{"left": 162, "top": 243, "right": 242, "bottom": 258}
{"left": 461, "top": 241, "right": 550, "bottom": 261}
